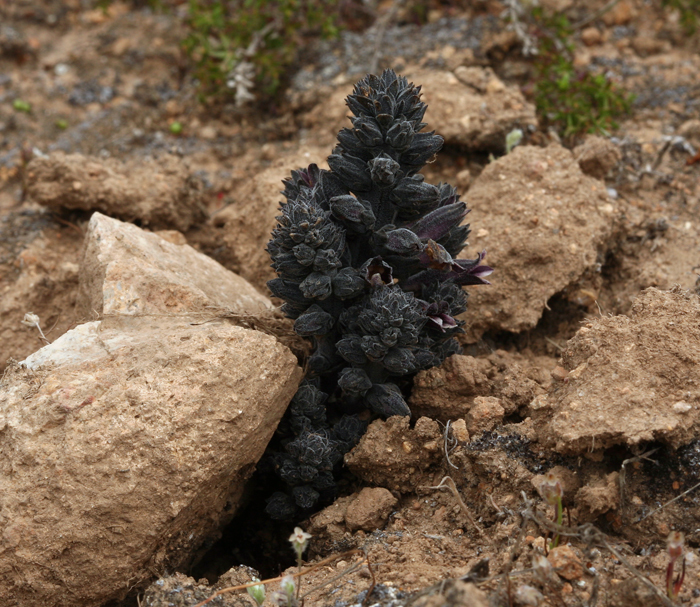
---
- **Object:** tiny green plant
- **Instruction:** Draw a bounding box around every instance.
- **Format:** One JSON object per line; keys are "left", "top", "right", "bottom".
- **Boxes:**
{"left": 537, "top": 471, "right": 563, "bottom": 550}
{"left": 505, "top": 128, "right": 523, "bottom": 154}
{"left": 666, "top": 531, "right": 686, "bottom": 600}
{"left": 662, "top": 0, "right": 700, "bottom": 34}
{"left": 169, "top": 121, "right": 183, "bottom": 135}
{"left": 12, "top": 99, "right": 31, "bottom": 113}
{"left": 182, "top": 0, "right": 341, "bottom": 106}
{"left": 246, "top": 577, "right": 266, "bottom": 607}
{"left": 529, "top": 8, "right": 634, "bottom": 140}
{"left": 270, "top": 575, "right": 298, "bottom": 607}
{"left": 55, "top": 118, "right": 69, "bottom": 130}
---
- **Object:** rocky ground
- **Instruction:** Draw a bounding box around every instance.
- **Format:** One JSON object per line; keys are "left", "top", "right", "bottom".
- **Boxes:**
{"left": 1, "top": 1, "right": 700, "bottom": 606}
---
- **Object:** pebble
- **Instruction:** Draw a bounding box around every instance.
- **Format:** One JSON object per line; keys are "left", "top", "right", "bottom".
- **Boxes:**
{"left": 548, "top": 545, "right": 584, "bottom": 581}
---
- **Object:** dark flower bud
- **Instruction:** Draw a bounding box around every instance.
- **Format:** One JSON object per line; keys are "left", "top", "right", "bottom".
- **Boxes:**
{"left": 336, "top": 335, "right": 368, "bottom": 364}
{"left": 338, "top": 367, "right": 373, "bottom": 396}
{"left": 360, "top": 256, "right": 393, "bottom": 285}
{"left": 361, "top": 335, "right": 389, "bottom": 360}
{"left": 307, "top": 336, "right": 340, "bottom": 374}
{"left": 380, "top": 327, "right": 400, "bottom": 347}
{"left": 266, "top": 492, "right": 297, "bottom": 520}
{"left": 298, "top": 464, "right": 319, "bottom": 483}
{"left": 267, "top": 278, "right": 307, "bottom": 305}
{"left": 386, "top": 120, "right": 414, "bottom": 151}
{"left": 366, "top": 383, "right": 411, "bottom": 417}
{"left": 329, "top": 195, "right": 376, "bottom": 232}
{"left": 328, "top": 153, "right": 372, "bottom": 191}
{"left": 282, "top": 164, "right": 321, "bottom": 201}
{"left": 368, "top": 153, "right": 401, "bottom": 186}
{"left": 299, "top": 272, "right": 333, "bottom": 300}
{"left": 293, "top": 243, "right": 316, "bottom": 266}
{"left": 383, "top": 228, "right": 424, "bottom": 256}
{"left": 313, "top": 248, "right": 342, "bottom": 272}
{"left": 332, "top": 267, "right": 366, "bottom": 299}
{"left": 332, "top": 415, "right": 367, "bottom": 449}
{"left": 402, "top": 132, "right": 444, "bottom": 170}
{"left": 391, "top": 176, "right": 440, "bottom": 213}
{"left": 410, "top": 202, "right": 468, "bottom": 241}
{"left": 352, "top": 115, "right": 384, "bottom": 147}
{"left": 312, "top": 470, "right": 337, "bottom": 491}
{"left": 279, "top": 459, "right": 302, "bottom": 484}
{"left": 292, "top": 485, "right": 319, "bottom": 509}
{"left": 294, "top": 304, "right": 335, "bottom": 336}
{"left": 413, "top": 348, "right": 438, "bottom": 369}
{"left": 382, "top": 346, "right": 417, "bottom": 374}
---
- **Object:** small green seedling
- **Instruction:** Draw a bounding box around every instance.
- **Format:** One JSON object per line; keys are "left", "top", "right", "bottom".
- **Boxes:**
{"left": 169, "top": 121, "right": 183, "bottom": 135}
{"left": 270, "top": 575, "right": 298, "bottom": 607}
{"left": 13, "top": 99, "right": 31, "bottom": 113}
{"left": 666, "top": 531, "right": 686, "bottom": 600}
{"left": 246, "top": 576, "right": 265, "bottom": 607}
{"left": 505, "top": 128, "right": 523, "bottom": 154}
{"left": 538, "top": 471, "right": 564, "bottom": 550}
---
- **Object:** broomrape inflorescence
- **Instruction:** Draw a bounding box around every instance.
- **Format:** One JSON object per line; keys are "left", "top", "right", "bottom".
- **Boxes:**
{"left": 265, "top": 69, "right": 492, "bottom": 519}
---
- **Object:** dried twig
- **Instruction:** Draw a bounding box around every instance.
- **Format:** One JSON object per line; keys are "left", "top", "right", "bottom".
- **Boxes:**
{"left": 635, "top": 478, "right": 700, "bottom": 523}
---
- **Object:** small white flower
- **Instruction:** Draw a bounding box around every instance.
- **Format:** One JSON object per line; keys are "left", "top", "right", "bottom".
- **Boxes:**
{"left": 289, "top": 526, "right": 312, "bottom": 555}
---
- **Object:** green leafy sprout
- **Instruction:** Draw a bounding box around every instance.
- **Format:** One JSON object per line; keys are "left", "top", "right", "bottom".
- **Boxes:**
{"left": 529, "top": 8, "right": 634, "bottom": 140}
{"left": 182, "top": 0, "right": 341, "bottom": 106}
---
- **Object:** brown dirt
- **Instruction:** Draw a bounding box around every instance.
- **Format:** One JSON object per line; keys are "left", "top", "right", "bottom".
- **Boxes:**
{"left": 2, "top": 1, "right": 700, "bottom": 606}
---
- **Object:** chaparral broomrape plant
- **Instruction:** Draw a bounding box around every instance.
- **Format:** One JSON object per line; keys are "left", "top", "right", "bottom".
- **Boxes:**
{"left": 265, "top": 69, "right": 491, "bottom": 519}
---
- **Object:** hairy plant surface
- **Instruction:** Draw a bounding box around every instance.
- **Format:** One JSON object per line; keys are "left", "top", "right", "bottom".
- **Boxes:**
{"left": 265, "top": 69, "right": 491, "bottom": 519}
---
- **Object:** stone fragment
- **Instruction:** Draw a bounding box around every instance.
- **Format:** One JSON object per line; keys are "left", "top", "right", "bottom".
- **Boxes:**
{"left": 547, "top": 546, "right": 584, "bottom": 581}
{"left": 307, "top": 496, "right": 355, "bottom": 543}
{"left": 78, "top": 212, "right": 271, "bottom": 319}
{"left": 573, "top": 136, "right": 622, "bottom": 179}
{"left": 531, "top": 287, "right": 700, "bottom": 455}
{"left": 26, "top": 152, "right": 207, "bottom": 231}
{"left": 0, "top": 316, "right": 302, "bottom": 606}
{"left": 581, "top": 27, "right": 602, "bottom": 46}
{"left": 344, "top": 487, "right": 398, "bottom": 532}
{"left": 575, "top": 472, "right": 620, "bottom": 521}
{"left": 410, "top": 352, "right": 547, "bottom": 421}
{"left": 410, "top": 68, "right": 537, "bottom": 151}
{"left": 345, "top": 417, "right": 442, "bottom": 493}
{"left": 466, "top": 396, "right": 505, "bottom": 436}
{"left": 462, "top": 144, "right": 616, "bottom": 339}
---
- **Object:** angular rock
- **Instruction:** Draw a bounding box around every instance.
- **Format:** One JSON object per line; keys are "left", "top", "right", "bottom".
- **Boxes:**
{"left": 344, "top": 487, "right": 398, "bottom": 532}
{"left": 462, "top": 144, "right": 616, "bottom": 340}
{"left": 573, "top": 135, "right": 622, "bottom": 179}
{"left": 575, "top": 472, "right": 620, "bottom": 521}
{"left": 410, "top": 352, "right": 547, "bottom": 422}
{"left": 547, "top": 546, "right": 583, "bottom": 581}
{"left": 408, "top": 67, "right": 537, "bottom": 151}
{"left": 466, "top": 396, "right": 505, "bottom": 436}
{"left": 345, "top": 417, "right": 442, "bottom": 493}
{"left": 530, "top": 287, "right": 700, "bottom": 455}
{"left": 79, "top": 212, "right": 271, "bottom": 318}
{"left": 26, "top": 152, "right": 207, "bottom": 231}
{"left": 0, "top": 315, "right": 302, "bottom": 607}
